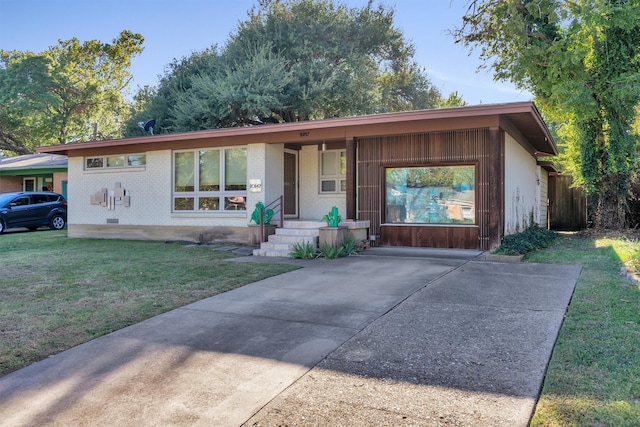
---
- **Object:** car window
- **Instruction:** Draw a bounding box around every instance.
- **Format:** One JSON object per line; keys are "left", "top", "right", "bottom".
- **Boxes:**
{"left": 11, "top": 196, "right": 30, "bottom": 206}
{"left": 32, "top": 194, "right": 49, "bottom": 204}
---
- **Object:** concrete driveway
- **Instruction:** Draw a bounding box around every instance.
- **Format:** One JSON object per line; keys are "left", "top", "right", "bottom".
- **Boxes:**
{"left": 0, "top": 248, "right": 581, "bottom": 426}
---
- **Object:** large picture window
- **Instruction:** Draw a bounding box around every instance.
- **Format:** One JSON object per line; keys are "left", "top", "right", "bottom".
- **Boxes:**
{"left": 385, "top": 165, "right": 475, "bottom": 224}
{"left": 173, "top": 147, "right": 247, "bottom": 212}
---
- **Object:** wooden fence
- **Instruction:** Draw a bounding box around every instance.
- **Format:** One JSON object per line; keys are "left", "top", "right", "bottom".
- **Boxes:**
{"left": 548, "top": 174, "right": 587, "bottom": 231}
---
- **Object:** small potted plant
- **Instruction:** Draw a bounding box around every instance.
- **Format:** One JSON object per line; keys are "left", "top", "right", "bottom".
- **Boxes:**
{"left": 248, "top": 202, "right": 276, "bottom": 246}
{"left": 318, "top": 206, "right": 346, "bottom": 247}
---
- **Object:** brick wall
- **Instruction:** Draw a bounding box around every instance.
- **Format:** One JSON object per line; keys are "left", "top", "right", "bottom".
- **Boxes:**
{"left": 0, "top": 176, "right": 22, "bottom": 192}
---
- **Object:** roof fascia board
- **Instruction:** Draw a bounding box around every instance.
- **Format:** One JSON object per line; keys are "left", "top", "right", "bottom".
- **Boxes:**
{"left": 0, "top": 167, "right": 66, "bottom": 176}
{"left": 37, "top": 102, "right": 542, "bottom": 156}
{"left": 528, "top": 103, "right": 558, "bottom": 155}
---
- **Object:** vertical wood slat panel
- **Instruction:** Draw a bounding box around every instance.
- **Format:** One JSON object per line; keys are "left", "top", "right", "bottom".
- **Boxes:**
{"left": 357, "top": 129, "right": 491, "bottom": 250}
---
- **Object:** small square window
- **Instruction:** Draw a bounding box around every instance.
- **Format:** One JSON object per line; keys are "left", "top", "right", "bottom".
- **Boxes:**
{"left": 128, "top": 155, "right": 146, "bottom": 167}
{"left": 198, "top": 197, "right": 219, "bottom": 211}
{"left": 319, "top": 150, "right": 346, "bottom": 193}
{"left": 174, "top": 197, "right": 194, "bottom": 211}
{"left": 107, "top": 156, "right": 125, "bottom": 168}
{"left": 321, "top": 180, "right": 336, "bottom": 192}
{"left": 86, "top": 158, "right": 103, "bottom": 168}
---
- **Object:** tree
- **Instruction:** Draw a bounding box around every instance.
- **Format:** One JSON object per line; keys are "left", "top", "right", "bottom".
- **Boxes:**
{"left": 453, "top": 0, "right": 640, "bottom": 229}
{"left": 126, "top": 0, "right": 446, "bottom": 135}
{"left": 0, "top": 30, "right": 144, "bottom": 154}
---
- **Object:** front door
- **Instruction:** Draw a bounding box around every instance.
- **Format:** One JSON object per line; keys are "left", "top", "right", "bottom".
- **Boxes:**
{"left": 23, "top": 178, "right": 35, "bottom": 192}
{"left": 284, "top": 150, "right": 298, "bottom": 217}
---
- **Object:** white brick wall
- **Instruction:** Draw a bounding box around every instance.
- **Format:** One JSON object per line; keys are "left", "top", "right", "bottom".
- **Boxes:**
{"left": 299, "top": 145, "right": 346, "bottom": 221}
{"left": 67, "top": 144, "right": 349, "bottom": 238}
{"left": 538, "top": 166, "right": 549, "bottom": 229}
{"left": 69, "top": 150, "right": 249, "bottom": 229}
{"left": 246, "top": 143, "right": 284, "bottom": 220}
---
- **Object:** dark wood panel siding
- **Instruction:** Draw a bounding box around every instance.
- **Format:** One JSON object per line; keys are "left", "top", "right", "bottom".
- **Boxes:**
{"left": 381, "top": 225, "right": 480, "bottom": 249}
{"left": 357, "top": 129, "right": 492, "bottom": 250}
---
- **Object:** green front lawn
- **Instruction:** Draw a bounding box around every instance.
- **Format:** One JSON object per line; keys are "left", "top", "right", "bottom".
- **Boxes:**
{"left": 529, "top": 232, "right": 640, "bottom": 426}
{"left": 0, "top": 230, "right": 297, "bottom": 377}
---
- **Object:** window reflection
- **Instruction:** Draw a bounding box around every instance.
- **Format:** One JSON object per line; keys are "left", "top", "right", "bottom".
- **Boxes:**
{"left": 385, "top": 166, "right": 475, "bottom": 224}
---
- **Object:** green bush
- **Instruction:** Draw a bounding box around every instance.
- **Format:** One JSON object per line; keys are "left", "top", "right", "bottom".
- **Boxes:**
{"left": 289, "top": 241, "right": 317, "bottom": 259}
{"left": 318, "top": 243, "right": 345, "bottom": 259}
{"left": 317, "top": 238, "right": 361, "bottom": 259}
{"left": 291, "top": 237, "right": 361, "bottom": 260}
{"left": 494, "top": 224, "right": 557, "bottom": 255}
{"left": 340, "top": 237, "right": 359, "bottom": 256}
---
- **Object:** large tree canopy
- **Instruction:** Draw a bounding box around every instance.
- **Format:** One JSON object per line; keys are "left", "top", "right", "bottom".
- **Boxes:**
{"left": 454, "top": 0, "right": 640, "bottom": 229}
{"left": 125, "top": 0, "right": 448, "bottom": 135}
{"left": 0, "top": 30, "right": 144, "bottom": 154}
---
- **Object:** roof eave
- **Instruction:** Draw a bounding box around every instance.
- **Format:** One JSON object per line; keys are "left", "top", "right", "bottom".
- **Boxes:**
{"left": 37, "top": 102, "right": 556, "bottom": 156}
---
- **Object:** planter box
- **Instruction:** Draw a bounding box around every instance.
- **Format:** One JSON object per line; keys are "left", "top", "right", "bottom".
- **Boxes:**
{"left": 318, "top": 226, "right": 346, "bottom": 248}
{"left": 248, "top": 224, "right": 277, "bottom": 246}
{"left": 340, "top": 220, "right": 370, "bottom": 242}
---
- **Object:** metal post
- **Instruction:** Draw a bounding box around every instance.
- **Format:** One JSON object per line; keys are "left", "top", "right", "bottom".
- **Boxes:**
{"left": 279, "top": 195, "right": 284, "bottom": 227}
{"left": 259, "top": 208, "right": 265, "bottom": 243}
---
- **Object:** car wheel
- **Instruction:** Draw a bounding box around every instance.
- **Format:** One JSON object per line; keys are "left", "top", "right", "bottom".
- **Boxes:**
{"left": 0, "top": 220, "right": 4, "bottom": 234}
{"left": 49, "top": 215, "right": 66, "bottom": 230}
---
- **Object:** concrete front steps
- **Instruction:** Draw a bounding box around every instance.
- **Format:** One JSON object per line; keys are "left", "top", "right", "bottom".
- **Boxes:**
{"left": 252, "top": 220, "right": 324, "bottom": 257}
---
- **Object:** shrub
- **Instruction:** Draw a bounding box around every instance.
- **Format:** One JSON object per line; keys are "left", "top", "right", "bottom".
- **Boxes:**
{"left": 318, "top": 243, "right": 345, "bottom": 259}
{"left": 494, "top": 224, "right": 557, "bottom": 255}
{"left": 340, "top": 237, "right": 359, "bottom": 256}
{"left": 289, "top": 241, "right": 317, "bottom": 259}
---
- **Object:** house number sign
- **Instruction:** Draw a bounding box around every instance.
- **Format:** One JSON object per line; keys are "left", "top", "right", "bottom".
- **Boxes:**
{"left": 249, "top": 179, "right": 262, "bottom": 193}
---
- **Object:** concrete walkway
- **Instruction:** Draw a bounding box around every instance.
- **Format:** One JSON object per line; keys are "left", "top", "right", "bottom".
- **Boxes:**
{"left": 0, "top": 248, "right": 581, "bottom": 426}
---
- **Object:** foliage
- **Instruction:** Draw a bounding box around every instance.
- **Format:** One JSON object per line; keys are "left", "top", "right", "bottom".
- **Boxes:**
{"left": 318, "top": 242, "right": 345, "bottom": 259}
{"left": 289, "top": 240, "right": 318, "bottom": 259}
{"left": 494, "top": 223, "right": 557, "bottom": 255}
{"left": 125, "top": 0, "right": 450, "bottom": 135}
{"left": 0, "top": 31, "right": 144, "bottom": 154}
{"left": 322, "top": 206, "right": 342, "bottom": 227}
{"left": 339, "top": 237, "right": 359, "bottom": 256}
{"left": 0, "top": 230, "right": 297, "bottom": 376}
{"left": 454, "top": 0, "right": 640, "bottom": 229}
{"left": 317, "top": 237, "right": 360, "bottom": 259}
{"left": 527, "top": 233, "right": 640, "bottom": 426}
{"left": 250, "top": 201, "right": 274, "bottom": 225}
{"left": 290, "top": 236, "right": 360, "bottom": 259}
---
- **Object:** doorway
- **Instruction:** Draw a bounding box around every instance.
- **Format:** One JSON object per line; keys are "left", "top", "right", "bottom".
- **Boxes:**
{"left": 23, "top": 177, "right": 36, "bottom": 191}
{"left": 284, "top": 150, "right": 298, "bottom": 217}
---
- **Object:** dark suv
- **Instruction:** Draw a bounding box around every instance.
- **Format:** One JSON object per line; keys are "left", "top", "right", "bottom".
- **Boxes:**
{"left": 0, "top": 191, "right": 67, "bottom": 233}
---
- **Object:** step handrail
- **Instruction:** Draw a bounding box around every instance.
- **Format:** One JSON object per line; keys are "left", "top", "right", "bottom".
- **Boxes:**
{"left": 259, "top": 195, "right": 283, "bottom": 243}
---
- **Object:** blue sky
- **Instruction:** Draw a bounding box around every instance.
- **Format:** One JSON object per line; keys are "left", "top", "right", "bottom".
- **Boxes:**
{"left": 0, "top": 0, "right": 532, "bottom": 105}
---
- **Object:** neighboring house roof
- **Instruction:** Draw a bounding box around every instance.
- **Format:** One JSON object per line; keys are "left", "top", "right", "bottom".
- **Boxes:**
{"left": 0, "top": 153, "right": 68, "bottom": 176}
{"left": 37, "top": 102, "right": 557, "bottom": 156}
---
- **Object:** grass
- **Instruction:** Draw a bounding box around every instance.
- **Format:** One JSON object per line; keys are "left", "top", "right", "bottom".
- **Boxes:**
{"left": 0, "top": 230, "right": 297, "bottom": 377}
{"left": 527, "top": 232, "right": 640, "bottom": 426}
{"left": 3, "top": 229, "right": 639, "bottom": 425}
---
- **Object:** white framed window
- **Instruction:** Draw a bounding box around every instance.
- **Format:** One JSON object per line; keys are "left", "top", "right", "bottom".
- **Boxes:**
{"left": 85, "top": 154, "right": 146, "bottom": 170}
{"left": 319, "top": 150, "right": 346, "bottom": 193}
{"left": 173, "top": 147, "right": 247, "bottom": 212}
